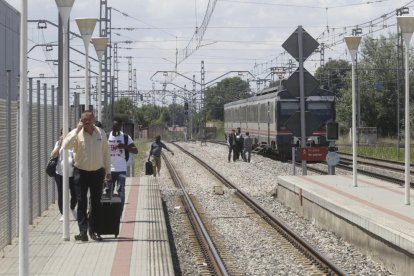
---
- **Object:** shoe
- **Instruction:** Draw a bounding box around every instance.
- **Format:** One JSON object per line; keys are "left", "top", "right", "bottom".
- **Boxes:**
{"left": 70, "top": 209, "right": 77, "bottom": 221}
{"left": 59, "top": 215, "right": 63, "bottom": 222}
{"left": 74, "top": 234, "right": 88, "bottom": 242}
{"left": 90, "top": 233, "right": 103, "bottom": 241}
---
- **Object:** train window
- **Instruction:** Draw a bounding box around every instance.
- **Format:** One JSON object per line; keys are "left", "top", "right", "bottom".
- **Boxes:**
{"left": 259, "top": 103, "right": 267, "bottom": 123}
{"left": 279, "top": 102, "right": 299, "bottom": 116}
{"left": 254, "top": 105, "right": 258, "bottom": 121}
{"left": 248, "top": 105, "right": 257, "bottom": 122}
{"left": 269, "top": 103, "right": 274, "bottom": 123}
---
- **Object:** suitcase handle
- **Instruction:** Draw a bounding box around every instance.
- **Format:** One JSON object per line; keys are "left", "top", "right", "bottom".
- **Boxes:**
{"left": 102, "top": 180, "right": 114, "bottom": 199}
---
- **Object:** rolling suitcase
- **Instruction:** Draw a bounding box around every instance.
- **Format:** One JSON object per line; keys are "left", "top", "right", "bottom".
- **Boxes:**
{"left": 89, "top": 180, "right": 123, "bottom": 238}
{"left": 145, "top": 160, "right": 153, "bottom": 175}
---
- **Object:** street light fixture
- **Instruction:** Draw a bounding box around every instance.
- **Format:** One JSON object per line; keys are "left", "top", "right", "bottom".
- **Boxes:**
{"left": 397, "top": 16, "right": 414, "bottom": 205}
{"left": 76, "top": 18, "right": 97, "bottom": 111}
{"left": 345, "top": 35, "right": 361, "bottom": 188}
{"left": 55, "top": 0, "right": 75, "bottom": 241}
{"left": 92, "top": 37, "right": 108, "bottom": 122}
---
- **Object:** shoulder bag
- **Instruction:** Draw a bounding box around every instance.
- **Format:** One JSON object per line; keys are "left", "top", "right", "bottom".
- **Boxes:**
{"left": 46, "top": 157, "right": 58, "bottom": 177}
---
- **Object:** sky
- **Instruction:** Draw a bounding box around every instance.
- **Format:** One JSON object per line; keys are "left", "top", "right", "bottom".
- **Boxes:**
{"left": 4, "top": 0, "right": 414, "bottom": 105}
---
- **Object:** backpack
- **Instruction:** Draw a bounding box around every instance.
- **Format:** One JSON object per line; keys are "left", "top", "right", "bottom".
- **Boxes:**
{"left": 123, "top": 134, "right": 129, "bottom": 162}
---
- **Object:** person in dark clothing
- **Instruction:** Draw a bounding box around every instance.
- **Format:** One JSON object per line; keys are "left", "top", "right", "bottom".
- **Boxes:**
{"left": 227, "top": 129, "right": 236, "bottom": 162}
{"left": 235, "top": 127, "right": 244, "bottom": 160}
{"left": 148, "top": 135, "right": 174, "bottom": 177}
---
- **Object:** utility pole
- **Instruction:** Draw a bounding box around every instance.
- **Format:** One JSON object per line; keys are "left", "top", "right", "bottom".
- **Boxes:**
{"left": 113, "top": 42, "right": 118, "bottom": 100}
{"left": 133, "top": 69, "right": 137, "bottom": 104}
{"left": 192, "top": 74, "right": 196, "bottom": 139}
{"left": 128, "top": 57, "right": 132, "bottom": 95}
{"left": 99, "top": 0, "right": 112, "bottom": 127}
{"left": 200, "top": 61, "right": 206, "bottom": 140}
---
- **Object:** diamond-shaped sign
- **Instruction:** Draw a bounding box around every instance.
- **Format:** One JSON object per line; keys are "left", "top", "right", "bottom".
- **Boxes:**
{"left": 285, "top": 111, "right": 324, "bottom": 138}
{"left": 285, "top": 69, "right": 319, "bottom": 97}
{"left": 282, "top": 27, "right": 319, "bottom": 62}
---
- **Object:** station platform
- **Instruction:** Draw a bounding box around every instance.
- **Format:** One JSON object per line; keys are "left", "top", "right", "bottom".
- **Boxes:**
{"left": 276, "top": 174, "right": 414, "bottom": 275}
{"left": 0, "top": 176, "right": 174, "bottom": 276}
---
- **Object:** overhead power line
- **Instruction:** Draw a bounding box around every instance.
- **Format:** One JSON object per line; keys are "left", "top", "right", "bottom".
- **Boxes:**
{"left": 111, "top": 7, "right": 176, "bottom": 38}
{"left": 251, "top": 0, "right": 414, "bottom": 77}
{"left": 178, "top": 0, "right": 218, "bottom": 65}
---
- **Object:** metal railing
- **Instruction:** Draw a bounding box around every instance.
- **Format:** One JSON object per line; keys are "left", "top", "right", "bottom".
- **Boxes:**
{"left": 0, "top": 76, "right": 77, "bottom": 251}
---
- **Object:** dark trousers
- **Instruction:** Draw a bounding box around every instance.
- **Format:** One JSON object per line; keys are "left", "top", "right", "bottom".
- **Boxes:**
{"left": 54, "top": 174, "right": 77, "bottom": 214}
{"left": 228, "top": 145, "right": 236, "bottom": 161}
{"left": 73, "top": 167, "right": 105, "bottom": 236}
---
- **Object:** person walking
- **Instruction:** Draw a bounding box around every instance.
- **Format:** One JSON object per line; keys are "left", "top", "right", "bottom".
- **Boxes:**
{"left": 108, "top": 118, "right": 138, "bottom": 214}
{"left": 242, "top": 132, "right": 253, "bottom": 162}
{"left": 50, "top": 129, "right": 77, "bottom": 221}
{"left": 227, "top": 129, "right": 236, "bottom": 162}
{"left": 148, "top": 135, "right": 174, "bottom": 177}
{"left": 63, "top": 111, "right": 111, "bottom": 242}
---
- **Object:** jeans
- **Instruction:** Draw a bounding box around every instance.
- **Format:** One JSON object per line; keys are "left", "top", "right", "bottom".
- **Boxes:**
{"left": 111, "top": 171, "right": 126, "bottom": 213}
{"left": 243, "top": 148, "right": 252, "bottom": 162}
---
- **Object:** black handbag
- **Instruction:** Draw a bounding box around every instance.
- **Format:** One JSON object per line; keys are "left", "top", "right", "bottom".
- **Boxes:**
{"left": 46, "top": 157, "right": 58, "bottom": 177}
{"left": 145, "top": 161, "right": 153, "bottom": 175}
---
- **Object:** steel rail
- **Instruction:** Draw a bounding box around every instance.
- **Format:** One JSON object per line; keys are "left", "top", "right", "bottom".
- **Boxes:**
{"left": 162, "top": 153, "right": 229, "bottom": 276}
{"left": 173, "top": 142, "right": 348, "bottom": 276}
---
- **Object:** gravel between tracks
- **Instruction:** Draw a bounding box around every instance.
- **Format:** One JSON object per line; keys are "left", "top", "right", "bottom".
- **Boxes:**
{"left": 158, "top": 141, "right": 392, "bottom": 275}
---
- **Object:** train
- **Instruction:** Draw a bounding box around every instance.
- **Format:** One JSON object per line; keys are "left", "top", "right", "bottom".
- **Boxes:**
{"left": 224, "top": 85, "right": 335, "bottom": 160}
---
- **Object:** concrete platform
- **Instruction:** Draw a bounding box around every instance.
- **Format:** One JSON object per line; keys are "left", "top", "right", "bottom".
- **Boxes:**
{"left": 0, "top": 176, "right": 174, "bottom": 276}
{"left": 275, "top": 174, "right": 414, "bottom": 275}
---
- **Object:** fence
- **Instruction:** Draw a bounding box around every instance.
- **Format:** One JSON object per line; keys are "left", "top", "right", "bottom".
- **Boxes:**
{"left": 0, "top": 77, "right": 77, "bottom": 252}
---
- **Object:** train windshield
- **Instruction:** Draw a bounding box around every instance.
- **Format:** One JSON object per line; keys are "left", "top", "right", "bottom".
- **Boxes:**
{"left": 279, "top": 102, "right": 299, "bottom": 116}
{"left": 307, "top": 102, "right": 333, "bottom": 119}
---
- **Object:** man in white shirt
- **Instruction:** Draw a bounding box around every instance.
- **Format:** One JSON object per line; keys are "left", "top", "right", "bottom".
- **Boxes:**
{"left": 108, "top": 118, "right": 138, "bottom": 214}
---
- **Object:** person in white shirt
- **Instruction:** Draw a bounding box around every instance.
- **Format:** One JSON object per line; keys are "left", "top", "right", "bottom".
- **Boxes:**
{"left": 50, "top": 129, "right": 77, "bottom": 221}
{"left": 108, "top": 118, "right": 138, "bottom": 214}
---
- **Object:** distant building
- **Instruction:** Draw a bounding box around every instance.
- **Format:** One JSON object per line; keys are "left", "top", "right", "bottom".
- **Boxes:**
{"left": 0, "top": 0, "right": 20, "bottom": 100}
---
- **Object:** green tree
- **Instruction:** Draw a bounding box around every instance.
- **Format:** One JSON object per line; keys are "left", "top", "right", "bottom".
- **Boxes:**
{"left": 204, "top": 77, "right": 250, "bottom": 121}
{"left": 113, "top": 97, "right": 136, "bottom": 123}
{"left": 315, "top": 59, "right": 351, "bottom": 96}
{"left": 319, "top": 33, "right": 408, "bottom": 137}
{"left": 358, "top": 35, "right": 400, "bottom": 136}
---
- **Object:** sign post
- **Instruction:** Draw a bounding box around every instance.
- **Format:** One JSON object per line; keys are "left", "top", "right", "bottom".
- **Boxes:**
{"left": 282, "top": 26, "right": 319, "bottom": 175}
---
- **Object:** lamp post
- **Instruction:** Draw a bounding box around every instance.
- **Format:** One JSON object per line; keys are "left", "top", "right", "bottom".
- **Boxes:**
{"left": 55, "top": 0, "right": 75, "bottom": 241}
{"left": 75, "top": 18, "right": 97, "bottom": 111}
{"left": 19, "top": 0, "right": 29, "bottom": 274}
{"left": 92, "top": 37, "right": 108, "bottom": 122}
{"left": 345, "top": 36, "right": 361, "bottom": 188}
{"left": 397, "top": 16, "right": 414, "bottom": 205}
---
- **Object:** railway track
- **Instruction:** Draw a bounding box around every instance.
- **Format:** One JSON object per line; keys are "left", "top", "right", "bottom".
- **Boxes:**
{"left": 172, "top": 142, "right": 348, "bottom": 276}
{"left": 208, "top": 140, "right": 414, "bottom": 187}
{"left": 162, "top": 152, "right": 234, "bottom": 276}
{"left": 338, "top": 152, "right": 414, "bottom": 174}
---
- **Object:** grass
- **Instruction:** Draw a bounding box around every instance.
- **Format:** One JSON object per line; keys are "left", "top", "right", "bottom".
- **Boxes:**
{"left": 131, "top": 138, "right": 150, "bottom": 176}
{"left": 337, "top": 136, "right": 414, "bottom": 162}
